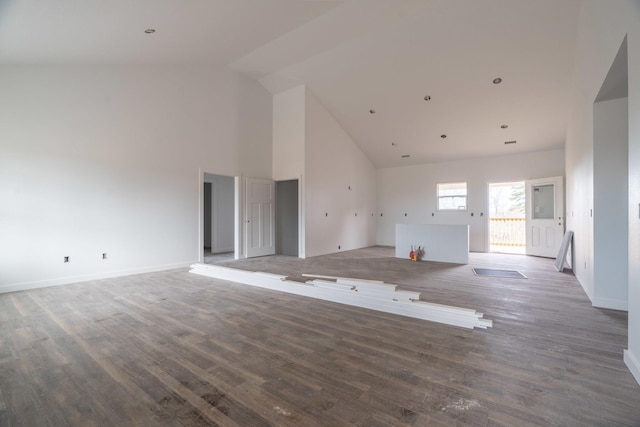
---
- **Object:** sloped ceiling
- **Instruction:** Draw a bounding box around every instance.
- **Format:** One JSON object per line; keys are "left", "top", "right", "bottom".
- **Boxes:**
{"left": 0, "top": 0, "right": 581, "bottom": 167}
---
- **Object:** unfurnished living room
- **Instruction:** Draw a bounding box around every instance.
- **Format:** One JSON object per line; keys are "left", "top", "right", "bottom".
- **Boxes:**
{"left": 1, "top": 1, "right": 640, "bottom": 426}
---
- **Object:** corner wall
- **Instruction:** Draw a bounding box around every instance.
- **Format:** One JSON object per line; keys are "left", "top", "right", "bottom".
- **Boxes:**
{"left": 0, "top": 65, "right": 272, "bottom": 292}
{"left": 304, "top": 89, "right": 377, "bottom": 257}
{"left": 565, "top": 0, "right": 640, "bottom": 385}
{"left": 593, "top": 97, "right": 628, "bottom": 310}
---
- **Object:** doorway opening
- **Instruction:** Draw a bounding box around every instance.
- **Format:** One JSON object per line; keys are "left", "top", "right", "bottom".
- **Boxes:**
{"left": 203, "top": 173, "right": 235, "bottom": 264}
{"left": 488, "top": 181, "right": 526, "bottom": 254}
{"left": 276, "top": 179, "right": 299, "bottom": 256}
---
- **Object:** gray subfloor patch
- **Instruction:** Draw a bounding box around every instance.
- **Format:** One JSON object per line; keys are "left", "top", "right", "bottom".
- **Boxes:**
{"left": 472, "top": 268, "right": 527, "bottom": 278}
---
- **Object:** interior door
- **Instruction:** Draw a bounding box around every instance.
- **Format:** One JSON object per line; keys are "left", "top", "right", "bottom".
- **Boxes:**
{"left": 525, "top": 176, "right": 564, "bottom": 257}
{"left": 245, "top": 178, "right": 275, "bottom": 258}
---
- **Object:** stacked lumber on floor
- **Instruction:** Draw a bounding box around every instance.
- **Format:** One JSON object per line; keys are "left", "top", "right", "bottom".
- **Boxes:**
{"left": 189, "top": 264, "right": 492, "bottom": 330}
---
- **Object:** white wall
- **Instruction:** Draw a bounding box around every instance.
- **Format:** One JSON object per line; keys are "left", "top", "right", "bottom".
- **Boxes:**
{"left": 0, "top": 65, "right": 272, "bottom": 292}
{"left": 565, "top": 0, "right": 640, "bottom": 385}
{"left": 593, "top": 97, "right": 628, "bottom": 310}
{"left": 376, "top": 150, "right": 565, "bottom": 251}
{"left": 273, "top": 85, "right": 305, "bottom": 181}
{"left": 272, "top": 86, "right": 306, "bottom": 257}
{"left": 305, "top": 89, "right": 377, "bottom": 257}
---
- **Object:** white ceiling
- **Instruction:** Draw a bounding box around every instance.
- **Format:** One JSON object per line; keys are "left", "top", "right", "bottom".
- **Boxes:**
{"left": 0, "top": 0, "right": 581, "bottom": 168}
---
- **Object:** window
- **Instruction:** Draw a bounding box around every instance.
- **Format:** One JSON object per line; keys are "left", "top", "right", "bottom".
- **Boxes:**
{"left": 437, "top": 182, "right": 467, "bottom": 211}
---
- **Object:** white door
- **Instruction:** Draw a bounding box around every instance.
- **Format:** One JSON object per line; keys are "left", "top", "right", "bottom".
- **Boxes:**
{"left": 525, "top": 176, "right": 564, "bottom": 257}
{"left": 245, "top": 178, "right": 275, "bottom": 258}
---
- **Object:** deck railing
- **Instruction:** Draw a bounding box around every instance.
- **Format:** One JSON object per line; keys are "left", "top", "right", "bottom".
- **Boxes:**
{"left": 489, "top": 217, "right": 525, "bottom": 247}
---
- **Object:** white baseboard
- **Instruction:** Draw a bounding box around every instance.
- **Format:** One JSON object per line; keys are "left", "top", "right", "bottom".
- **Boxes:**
{"left": 0, "top": 261, "right": 195, "bottom": 294}
{"left": 624, "top": 350, "right": 640, "bottom": 386}
{"left": 592, "top": 297, "right": 628, "bottom": 311}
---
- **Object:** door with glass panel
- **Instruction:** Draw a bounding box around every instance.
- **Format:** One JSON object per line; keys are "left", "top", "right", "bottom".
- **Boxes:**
{"left": 525, "top": 176, "right": 564, "bottom": 257}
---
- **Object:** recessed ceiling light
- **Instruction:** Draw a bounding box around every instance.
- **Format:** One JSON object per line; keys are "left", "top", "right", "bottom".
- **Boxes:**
{"left": 401, "top": 154, "right": 410, "bottom": 158}
{"left": 440, "top": 134, "right": 447, "bottom": 139}
{"left": 504, "top": 140, "right": 517, "bottom": 145}
{"left": 369, "top": 109, "right": 376, "bottom": 114}
{"left": 493, "top": 77, "right": 502, "bottom": 84}
{"left": 424, "top": 95, "right": 431, "bottom": 101}
{"left": 144, "top": 29, "right": 156, "bottom": 34}
{"left": 500, "top": 124, "right": 509, "bottom": 129}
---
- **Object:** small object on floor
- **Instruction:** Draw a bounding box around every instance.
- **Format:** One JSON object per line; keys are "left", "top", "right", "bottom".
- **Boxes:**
{"left": 472, "top": 268, "right": 527, "bottom": 278}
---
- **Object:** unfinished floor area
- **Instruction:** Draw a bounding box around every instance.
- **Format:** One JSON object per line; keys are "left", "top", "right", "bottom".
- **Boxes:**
{"left": 1, "top": 247, "right": 638, "bottom": 426}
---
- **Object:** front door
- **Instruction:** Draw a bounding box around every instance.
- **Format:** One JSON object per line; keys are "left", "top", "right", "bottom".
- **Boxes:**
{"left": 525, "top": 176, "right": 564, "bottom": 258}
{"left": 245, "top": 178, "right": 275, "bottom": 258}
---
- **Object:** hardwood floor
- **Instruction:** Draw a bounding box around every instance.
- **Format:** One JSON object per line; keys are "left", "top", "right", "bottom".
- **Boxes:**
{"left": 1, "top": 247, "right": 639, "bottom": 426}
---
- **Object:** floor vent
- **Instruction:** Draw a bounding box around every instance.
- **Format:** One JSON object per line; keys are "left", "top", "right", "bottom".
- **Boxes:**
{"left": 472, "top": 268, "right": 527, "bottom": 278}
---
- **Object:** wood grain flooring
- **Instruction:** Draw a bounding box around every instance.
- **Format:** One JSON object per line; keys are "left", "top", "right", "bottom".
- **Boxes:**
{"left": 1, "top": 246, "right": 639, "bottom": 426}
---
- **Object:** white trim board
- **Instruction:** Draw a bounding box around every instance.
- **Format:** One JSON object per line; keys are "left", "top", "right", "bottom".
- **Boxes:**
{"left": 189, "top": 264, "right": 492, "bottom": 330}
{"left": 624, "top": 350, "right": 640, "bottom": 387}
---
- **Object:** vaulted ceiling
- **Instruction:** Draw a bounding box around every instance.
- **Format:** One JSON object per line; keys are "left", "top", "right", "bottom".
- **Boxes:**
{"left": 0, "top": 0, "right": 581, "bottom": 168}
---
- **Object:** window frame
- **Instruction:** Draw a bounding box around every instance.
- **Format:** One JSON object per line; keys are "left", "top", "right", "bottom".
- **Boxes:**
{"left": 436, "top": 181, "right": 468, "bottom": 212}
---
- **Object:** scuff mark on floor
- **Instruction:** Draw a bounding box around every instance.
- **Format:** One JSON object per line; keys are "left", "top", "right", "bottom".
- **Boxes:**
{"left": 273, "top": 406, "right": 292, "bottom": 416}
{"left": 442, "top": 398, "right": 481, "bottom": 411}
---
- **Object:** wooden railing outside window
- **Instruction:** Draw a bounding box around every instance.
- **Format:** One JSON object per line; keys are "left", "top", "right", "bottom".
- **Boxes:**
{"left": 489, "top": 217, "right": 525, "bottom": 247}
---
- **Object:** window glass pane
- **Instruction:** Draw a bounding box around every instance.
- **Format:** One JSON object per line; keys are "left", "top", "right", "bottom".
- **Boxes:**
{"left": 437, "top": 182, "right": 467, "bottom": 211}
{"left": 532, "top": 184, "right": 554, "bottom": 219}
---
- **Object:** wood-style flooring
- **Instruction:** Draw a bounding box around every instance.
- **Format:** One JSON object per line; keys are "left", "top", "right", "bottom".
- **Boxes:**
{"left": 1, "top": 246, "right": 639, "bottom": 426}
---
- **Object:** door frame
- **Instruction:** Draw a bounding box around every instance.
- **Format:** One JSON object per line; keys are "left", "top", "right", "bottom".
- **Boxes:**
{"left": 198, "top": 169, "right": 242, "bottom": 262}
{"left": 485, "top": 180, "right": 526, "bottom": 254}
{"left": 198, "top": 171, "right": 305, "bottom": 262}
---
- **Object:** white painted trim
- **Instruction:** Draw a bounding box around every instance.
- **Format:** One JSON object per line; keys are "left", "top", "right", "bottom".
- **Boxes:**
{"left": 198, "top": 168, "right": 205, "bottom": 263}
{"left": 0, "top": 262, "right": 195, "bottom": 294}
{"left": 298, "top": 173, "right": 306, "bottom": 259}
{"left": 190, "top": 264, "right": 492, "bottom": 329}
{"left": 211, "top": 178, "right": 218, "bottom": 253}
{"left": 592, "top": 297, "right": 628, "bottom": 311}
{"left": 234, "top": 176, "right": 243, "bottom": 259}
{"left": 624, "top": 350, "right": 640, "bottom": 386}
